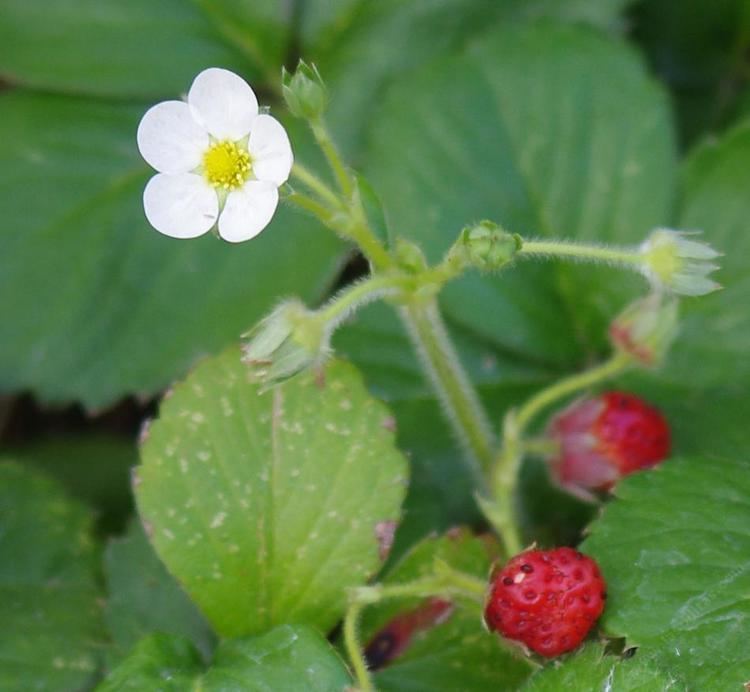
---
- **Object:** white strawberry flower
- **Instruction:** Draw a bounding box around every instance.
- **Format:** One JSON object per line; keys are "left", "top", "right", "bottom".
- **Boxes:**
{"left": 639, "top": 228, "right": 721, "bottom": 296}
{"left": 137, "top": 67, "right": 293, "bottom": 243}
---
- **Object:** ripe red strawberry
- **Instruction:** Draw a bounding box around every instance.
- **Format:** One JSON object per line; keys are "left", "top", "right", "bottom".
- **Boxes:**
{"left": 546, "top": 391, "right": 670, "bottom": 500}
{"left": 484, "top": 547, "right": 606, "bottom": 657}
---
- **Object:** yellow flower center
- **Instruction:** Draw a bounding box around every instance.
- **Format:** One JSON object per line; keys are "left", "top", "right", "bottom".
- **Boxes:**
{"left": 645, "top": 241, "right": 681, "bottom": 283}
{"left": 202, "top": 140, "right": 251, "bottom": 189}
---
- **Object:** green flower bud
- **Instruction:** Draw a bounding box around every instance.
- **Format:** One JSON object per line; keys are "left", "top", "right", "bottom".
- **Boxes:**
{"left": 453, "top": 221, "right": 521, "bottom": 272}
{"left": 639, "top": 229, "right": 721, "bottom": 296}
{"left": 242, "top": 300, "right": 328, "bottom": 387}
{"left": 609, "top": 293, "right": 678, "bottom": 367}
{"left": 282, "top": 61, "right": 328, "bottom": 120}
{"left": 394, "top": 238, "right": 429, "bottom": 274}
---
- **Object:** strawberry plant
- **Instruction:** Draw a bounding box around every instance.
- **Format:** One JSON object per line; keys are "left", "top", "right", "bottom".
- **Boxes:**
{"left": 1, "top": 1, "right": 748, "bottom": 690}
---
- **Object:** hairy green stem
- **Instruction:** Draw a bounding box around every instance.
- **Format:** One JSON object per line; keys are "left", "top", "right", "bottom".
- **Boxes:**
{"left": 319, "top": 274, "right": 412, "bottom": 329}
{"left": 310, "top": 119, "right": 354, "bottom": 198}
{"left": 400, "top": 299, "right": 495, "bottom": 490}
{"left": 345, "top": 204, "right": 393, "bottom": 271}
{"left": 488, "top": 351, "right": 633, "bottom": 555}
{"left": 343, "top": 567, "right": 487, "bottom": 689}
{"left": 291, "top": 162, "right": 342, "bottom": 209}
{"left": 513, "top": 351, "right": 633, "bottom": 433}
{"left": 286, "top": 191, "right": 334, "bottom": 221}
{"left": 290, "top": 164, "right": 392, "bottom": 271}
{"left": 343, "top": 601, "right": 374, "bottom": 692}
{"left": 519, "top": 239, "right": 643, "bottom": 268}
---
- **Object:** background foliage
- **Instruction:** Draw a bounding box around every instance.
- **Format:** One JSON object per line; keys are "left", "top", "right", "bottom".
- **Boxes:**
{"left": 0, "top": 0, "right": 748, "bottom": 689}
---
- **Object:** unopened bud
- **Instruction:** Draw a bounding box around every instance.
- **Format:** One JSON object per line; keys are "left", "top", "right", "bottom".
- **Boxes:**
{"left": 394, "top": 238, "right": 429, "bottom": 274}
{"left": 242, "top": 300, "right": 328, "bottom": 386}
{"left": 452, "top": 221, "right": 521, "bottom": 272}
{"left": 609, "top": 293, "right": 678, "bottom": 367}
{"left": 282, "top": 61, "right": 328, "bottom": 120}
{"left": 639, "top": 228, "right": 721, "bottom": 296}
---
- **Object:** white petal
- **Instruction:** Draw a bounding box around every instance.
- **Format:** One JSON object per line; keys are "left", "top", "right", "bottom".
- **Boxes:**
{"left": 218, "top": 181, "right": 279, "bottom": 243}
{"left": 143, "top": 173, "right": 218, "bottom": 239}
{"left": 188, "top": 68, "right": 258, "bottom": 141}
{"left": 248, "top": 114, "right": 293, "bottom": 185}
{"left": 137, "top": 101, "right": 208, "bottom": 173}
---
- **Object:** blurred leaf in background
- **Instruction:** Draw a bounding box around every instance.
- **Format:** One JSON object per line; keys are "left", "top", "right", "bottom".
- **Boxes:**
{"left": 629, "top": 0, "right": 750, "bottom": 145}
{"left": 0, "top": 464, "right": 106, "bottom": 690}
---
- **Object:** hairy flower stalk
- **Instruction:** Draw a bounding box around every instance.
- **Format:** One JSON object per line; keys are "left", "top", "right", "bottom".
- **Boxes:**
{"left": 399, "top": 299, "right": 495, "bottom": 489}
{"left": 518, "top": 229, "right": 720, "bottom": 297}
{"left": 487, "top": 351, "right": 634, "bottom": 555}
{"left": 243, "top": 274, "right": 412, "bottom": 387}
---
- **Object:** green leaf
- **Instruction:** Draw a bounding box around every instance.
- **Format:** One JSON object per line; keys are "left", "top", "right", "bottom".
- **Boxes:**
{"left": 313, "top": 0, "right": 507, "bottom": 158}
{"left": 5, "top": 436, "right": 136, "bottom": 534}
{"left": 98, "top": 625, "right": 352, "bottom": 690}
{"left": 382, "top": 397, "right": 484, "bottom": 561}
{"left": 298, "top": 0, "right": 361, "bottom": 48}
{"left": 733, "top": 87, "right": 750, "bottom": 124}
{"left": 0, "top": 91, "right": 342, "bottom": 408}
{"left": 310, "top": 1, "right": 636, "bottom": 157}
{"left": 521, "top": 644, "right": 683, "bottom": 691}
{"left": 0, "top": 462, "right": 105, "bottom": 690}
{"left": 192, "top": 0, "right": 290, "bottom": 81}
{"left": 203, "top": 625, "right": 352, "bottom": 690}
{"left": 582, "top": 455, "right": 750, "bottom": 690}
{"left": 505, "top": 0, "right": 634, "bottom": 28}
{"left": 104, "top": 520, "right": 215, "bottom": 665}
{"left": 305, "top": 0, "right": 634, "bottom": 52}
{"left": 658, "top": 120, "right": 750, "bottom": 388}
{"left": 363, "top": 23, "right": 675, "bottom": 369}
{"left": 0, "top": 0, "right": 257, "bottom": 98}
{"left": 136, "top": 351, "right": 408, "bottom": 637}
{"left": 97, "top": 634, "right": 202, "bottom": 691}
{"left": 359, "top": 530, "right": 533, "bottom": 690}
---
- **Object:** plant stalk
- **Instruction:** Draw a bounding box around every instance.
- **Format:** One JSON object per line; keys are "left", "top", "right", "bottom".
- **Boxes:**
{"left": 519, "top": 239, "right": 643, "bottom": 268}
{"left": 399, "top": 298, "right": 495, "bottom": 491}
{"left": 488, "top": 351, "right": 633, "bottom": 555}
{"left": 310, "top": 119, "right": 354, "bottom": 198}
{"left": 343, "top": 601, "right": 374, "bottom": 692}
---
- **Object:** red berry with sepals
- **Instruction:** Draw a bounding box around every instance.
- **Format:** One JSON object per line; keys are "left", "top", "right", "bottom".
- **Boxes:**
{"left": 546, "top": 391, "right": 670, "bottom": 500}
{"left": 484, "top": 547, "right": 606, "bottom": 657}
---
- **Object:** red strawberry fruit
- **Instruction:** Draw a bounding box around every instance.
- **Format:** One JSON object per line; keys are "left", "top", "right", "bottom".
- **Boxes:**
{"left": 546, "top": 391, "right": 670, "bottom": 500}
{"left": 484, "top": 547, "right": 606, "bottom": 657}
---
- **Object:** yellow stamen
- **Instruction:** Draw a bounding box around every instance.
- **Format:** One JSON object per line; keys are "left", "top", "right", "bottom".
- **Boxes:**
{"left": 203, "top": 140, "right": 251, "bottom": 190}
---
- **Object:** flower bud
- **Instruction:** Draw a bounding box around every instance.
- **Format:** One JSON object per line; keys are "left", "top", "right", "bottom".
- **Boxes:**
{"left": 282, "top": 61, "right": 328, "bottom": 120}
{"left": 545, "top": 391, "right": 670, "bottom": 501}
{"left": 609, "top": 293, "right": 678, "bottom": 367}
{"left": 242, "top": 300, "right": 328, "bottom": 386}
{"left": 451, "top": 221, "right": 521, "bottom": 272}
{"left": 639, "top": 228, "right": 721, "bottom": 296}
{"left": 394, "top": 238, "right": 429, "bottom": 274}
